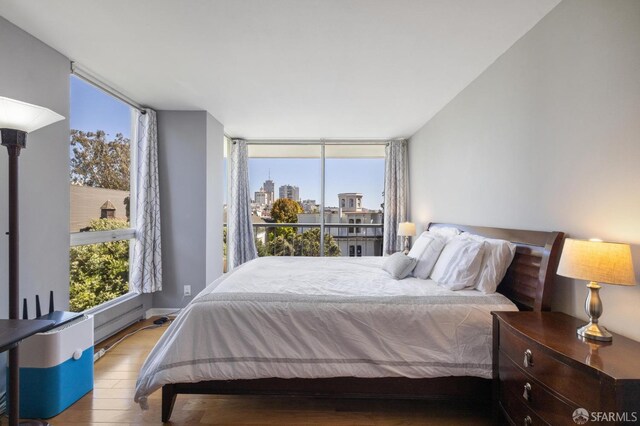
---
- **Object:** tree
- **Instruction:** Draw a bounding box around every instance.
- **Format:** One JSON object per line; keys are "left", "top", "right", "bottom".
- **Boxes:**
{"left": 293, "top": 229, "right": 341, "bottom": 257}
{"left": 69, "top": 219, "right": 130, "bottom": 312}
{"left": 264, "top": 229, "right": 341, "bottom": 257}
{"left": 269, "top": 198, "right": 303, "bottom": 240}
{"left": 270, "top": 198, "right": 302, "bottom": 223}
{"left": 70, "top": 129, "right": 130, "bottom": 190}
{"left": 264, "top": 235, "right": 295, "bottom": 256}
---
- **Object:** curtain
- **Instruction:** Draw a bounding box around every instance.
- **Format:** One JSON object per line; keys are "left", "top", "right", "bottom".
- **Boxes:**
{"left": 131, "top": 109, "right": 162, "bottom": 293}
{"left": 383, "top": 139, "right": 408, "bottom": 255}
{"left": 228, "top": 139, "right": 257, "bottom": 269}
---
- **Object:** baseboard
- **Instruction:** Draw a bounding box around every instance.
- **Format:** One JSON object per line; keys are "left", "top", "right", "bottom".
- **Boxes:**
{"left": 145, "top": 308, "right": 181, "bottom": 319}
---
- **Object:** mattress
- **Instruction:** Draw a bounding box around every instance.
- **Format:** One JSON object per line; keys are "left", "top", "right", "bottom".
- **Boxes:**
{"left": 134, "top": 256, "right": 517, "bottom": 405}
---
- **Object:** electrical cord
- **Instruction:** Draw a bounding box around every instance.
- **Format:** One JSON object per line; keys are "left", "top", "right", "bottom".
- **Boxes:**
{"left": 97, "top": 311, "right": 181, "bottom": 358}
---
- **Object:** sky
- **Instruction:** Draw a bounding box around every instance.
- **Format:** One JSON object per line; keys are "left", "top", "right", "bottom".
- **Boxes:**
{"left": 70, "top": 75, "right": 132, "bottom": 138}
{"left": 249, "top": 158, "right": 384, "bottom": 210}
{"left": 70, "top": 75, "right": 384, "bottom": 209}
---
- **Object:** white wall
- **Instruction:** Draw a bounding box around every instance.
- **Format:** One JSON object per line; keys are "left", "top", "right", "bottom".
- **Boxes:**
{"left": 0, "top": 15, "right": 70, "bottom": 409}
{"left": 154, "top": 111, "right": 225, "bottom": 308}
{"left": 206, "top": 114, "right": 225, "bottom": 284}
{"left": 408, "top": 0, "right": 640, "bottom": 340}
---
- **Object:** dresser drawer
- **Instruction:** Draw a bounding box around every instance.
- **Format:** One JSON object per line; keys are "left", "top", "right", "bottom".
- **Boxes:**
{"left": 500, "top": 387, "right": 548, "bottom": 426}
{"left": 500, "top": 351, "right": 577, "bottom": 426}
{"left": 500, "top": 324, "right": 601, "bottom": 410}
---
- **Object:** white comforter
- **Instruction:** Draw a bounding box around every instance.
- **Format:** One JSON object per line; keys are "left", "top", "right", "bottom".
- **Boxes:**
{"left": 134, "top": 256, "right": 517, "bottom": 405}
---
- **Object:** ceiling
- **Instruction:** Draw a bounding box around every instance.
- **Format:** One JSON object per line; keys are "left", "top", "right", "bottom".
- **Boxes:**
{"left": 0, "top": 0, "right": 560, "bottom": 139}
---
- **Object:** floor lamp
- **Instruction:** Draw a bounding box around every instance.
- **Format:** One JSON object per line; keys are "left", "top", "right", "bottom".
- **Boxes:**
{"left": 1, "top": 97, "right": 64, "bottom": 426}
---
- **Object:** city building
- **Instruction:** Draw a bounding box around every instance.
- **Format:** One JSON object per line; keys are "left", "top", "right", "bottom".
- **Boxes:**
{"left": 301, "top": 199, "right": 319, "bottom": 213}
{"left": 263, "top": 178, "right": 275, "bottom": 205}
{"left": 254, "top": 187, "right": 268, "bottom": 205}
{"left": 298, "top": 194, "right": 383, "bottom": 257}
{"left": 70, "top": 184, "right": 129, "bottom": 232}
{"left": 278, "top": 184, "right": 300, "bottom": 202}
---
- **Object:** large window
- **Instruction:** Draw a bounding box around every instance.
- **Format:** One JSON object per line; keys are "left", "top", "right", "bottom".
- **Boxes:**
{"left": 69, "top": 75, "right": 136, "bottom": 312}
{"left": 223, "top": 142, "right": 385, "bottom": 266}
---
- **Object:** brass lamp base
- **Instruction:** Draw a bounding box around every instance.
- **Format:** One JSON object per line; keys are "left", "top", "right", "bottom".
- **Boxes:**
{"left": 578, "top": 281, "right": 613, "bottom": 342}
{"left": 577, "top": 321, "right": 612, "bottom": 342}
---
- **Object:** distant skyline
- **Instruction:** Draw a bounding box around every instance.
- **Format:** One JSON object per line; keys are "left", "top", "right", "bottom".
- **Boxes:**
{"left": 249, "top": 158, "right": 384, "bottom": 210}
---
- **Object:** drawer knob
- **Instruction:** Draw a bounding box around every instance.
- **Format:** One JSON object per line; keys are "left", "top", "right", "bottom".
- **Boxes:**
{"left": 523, "top": 349, "right": 533, "bottom": 368}
{"left": 524, "top": 415, "right": 533, "bottom": 425}
{"left": 523, "top": 382, "right": 532, "bottom": 401}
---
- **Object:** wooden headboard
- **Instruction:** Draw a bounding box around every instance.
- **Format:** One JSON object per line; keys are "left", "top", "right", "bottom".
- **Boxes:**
{"left": 427, "top": 223, "right": 565, "bottom": 312}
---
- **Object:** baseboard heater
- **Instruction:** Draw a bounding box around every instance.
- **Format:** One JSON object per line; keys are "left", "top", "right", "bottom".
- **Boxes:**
{"left": 91, "top": 295, "right": 145, "bottom": 344}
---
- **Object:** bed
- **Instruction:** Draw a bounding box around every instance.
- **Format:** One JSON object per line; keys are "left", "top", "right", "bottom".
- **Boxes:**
{"left": 134, "top": 223, "right": 564, "bottom": 421}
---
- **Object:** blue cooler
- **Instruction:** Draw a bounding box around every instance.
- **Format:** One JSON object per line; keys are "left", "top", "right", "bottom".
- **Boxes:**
{"left": 18, "top": 315, "right": 94, "bottom": 419}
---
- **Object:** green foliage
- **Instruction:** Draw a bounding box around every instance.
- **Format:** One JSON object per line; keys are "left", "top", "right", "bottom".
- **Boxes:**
{"left": 261, "top": 228, "right": 341, "bottom": 257}
{"left": 70, "top": 129, "right": 130, "bottom": 190}
{"left": 270, "top": 198, "right": 302, "bottom": 223}
{"left": 270, "top": 198, "right": 303, "bottom": 239}
{"left": 69, "top": 219, "right": 130, "bottom": 312}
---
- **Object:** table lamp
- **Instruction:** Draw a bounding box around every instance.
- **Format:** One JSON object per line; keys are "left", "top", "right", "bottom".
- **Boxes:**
{"left": 397, "top": 222, "right": 416, "bottom": 254}
{"left": 1, "top": 96, "right": 64, "bottom": 426}
{"left": 557, "top": 238, "right": 636, "bottom": 342}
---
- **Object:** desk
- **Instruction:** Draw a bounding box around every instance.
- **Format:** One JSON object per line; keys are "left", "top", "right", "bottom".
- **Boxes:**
{"left": 0, "top": 320, "right": 55, "bottom": 425}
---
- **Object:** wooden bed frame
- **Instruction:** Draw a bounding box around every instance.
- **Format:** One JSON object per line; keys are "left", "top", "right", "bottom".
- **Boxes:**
{"left": 161, "top": 223, "right": 565, "bottom": 421}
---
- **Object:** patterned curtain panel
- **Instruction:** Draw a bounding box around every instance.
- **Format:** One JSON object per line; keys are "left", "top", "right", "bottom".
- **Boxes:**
{"left": 228, "top": 139, "right": 257, "bottom": 269}
{"left": 131, "top": 109, "right": 163, "bottom": 293}
{"left": 383, "top": 139, "right": 408, "bottom": 255}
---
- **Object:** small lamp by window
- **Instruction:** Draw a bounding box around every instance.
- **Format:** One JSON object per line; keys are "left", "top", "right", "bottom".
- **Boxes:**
{"left": 397, "top": 222, "right": 416, "bottom": 254}
{"left": 557, "top": 238, "right": 636, "bottom": 342}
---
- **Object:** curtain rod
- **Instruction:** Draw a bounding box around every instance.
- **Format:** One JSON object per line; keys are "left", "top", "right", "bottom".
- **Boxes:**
{"left": 233, "top": 139, "right": 401, "bottom": 145}
{"left": 71, "top": 62, "right": 147, "bottom": 114}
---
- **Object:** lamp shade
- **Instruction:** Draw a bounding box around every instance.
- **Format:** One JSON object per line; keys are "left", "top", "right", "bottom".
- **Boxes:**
{"left": 0, "top": 96, "right": 64, "bottom": 133}
{"left": 397, "top": 222, "right": 416, "bottom": 237}
{"left": 557, "top": 238, "right": 636, "bottom": 286}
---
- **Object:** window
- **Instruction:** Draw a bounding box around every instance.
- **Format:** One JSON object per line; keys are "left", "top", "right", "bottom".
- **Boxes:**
{"left": 69, "top": 75, "right": 136, "bottom": 312}
{"left": 357, "top": 245, "right": 362, "bottom": 257}
{"left": 224, "top": 142, "right": 385, "bottom": 259}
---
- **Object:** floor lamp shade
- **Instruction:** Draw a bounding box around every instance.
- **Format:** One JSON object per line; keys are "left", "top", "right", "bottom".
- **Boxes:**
{"left": 2, "top": 96, "right": 64, "bottom": 426}
{"left": 0, "top": 96, "right": 65, "bottom": 134}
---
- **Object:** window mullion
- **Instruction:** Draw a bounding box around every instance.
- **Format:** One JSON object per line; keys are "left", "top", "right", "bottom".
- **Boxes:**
{"left": 320, "top": 143, "right": 325, "bottom": 256}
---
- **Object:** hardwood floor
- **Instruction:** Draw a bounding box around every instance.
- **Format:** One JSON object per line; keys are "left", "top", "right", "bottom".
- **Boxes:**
{"left": 7, "top": 319, "right": 492, "bottom": 425}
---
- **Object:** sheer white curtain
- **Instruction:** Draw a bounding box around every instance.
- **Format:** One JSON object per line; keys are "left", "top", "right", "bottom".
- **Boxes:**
{"left": 228, "top": 139, "right": 257, "bottom": 269}
{"left": 131, "top": 109, "right": 162, "bottom": 293}
{"left": 383, "top": 139, "right": 408, "bottom": 255}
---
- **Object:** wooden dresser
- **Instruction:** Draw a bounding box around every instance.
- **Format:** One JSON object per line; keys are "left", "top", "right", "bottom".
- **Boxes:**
{"left": 492, "top": 311, "right": 640, "bottom": 425}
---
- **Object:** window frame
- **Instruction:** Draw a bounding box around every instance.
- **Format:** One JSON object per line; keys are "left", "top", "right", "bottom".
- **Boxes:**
{"left": 243, "top": 141, "right": 385, "bottom": 257}
{"left": 69, "top": 76, "right": 138, "bottom": 304}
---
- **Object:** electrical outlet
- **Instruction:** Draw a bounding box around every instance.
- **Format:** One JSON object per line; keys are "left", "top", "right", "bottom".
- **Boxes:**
{"left": 184, "top": 285, "right": 191, "bottom": 297}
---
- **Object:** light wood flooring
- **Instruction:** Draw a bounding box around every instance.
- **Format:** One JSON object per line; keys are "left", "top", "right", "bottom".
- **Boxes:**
{"left": 6, "top": 318, "right": 492, "bottom": 425}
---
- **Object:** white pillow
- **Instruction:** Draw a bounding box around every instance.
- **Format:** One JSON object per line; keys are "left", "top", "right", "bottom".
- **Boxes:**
{"left": 461, "top": 233, "right": 516, "bottom": 294}
{"left": 383, "top": 252, "right": 418, "bottom": 279}
{"left": 427, "top": 226, "right": 460, "bottom": 242}
{"left": 430, "top": 237, "right": 487, "bottom": 290}
{"left": 408, "top": 232, "right": 446, "bottom": 279}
